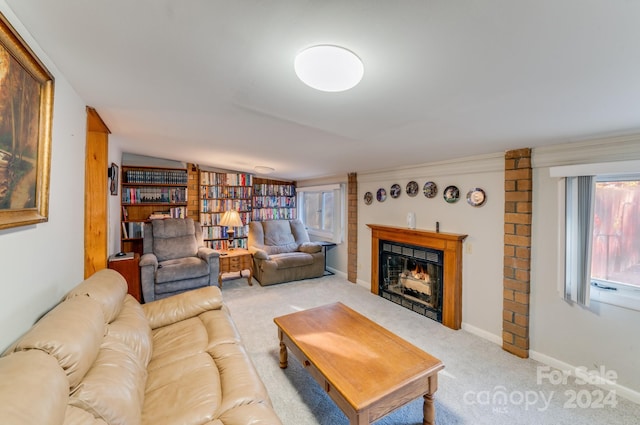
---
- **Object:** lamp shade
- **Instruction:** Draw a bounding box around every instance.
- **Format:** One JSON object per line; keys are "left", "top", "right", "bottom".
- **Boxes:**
{"left": 220, "top": 210, "right": 243, "bottom": 227}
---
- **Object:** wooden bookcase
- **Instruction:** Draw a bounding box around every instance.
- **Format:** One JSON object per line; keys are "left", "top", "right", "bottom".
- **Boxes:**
{"left": 199, "top": 171, "right": 252, "bottom": 250}
{"left": 252, "top": 178, "right": 297, "bottom": 221}
{"left": 120, "top": 166, "right": 188, "bottom": 255}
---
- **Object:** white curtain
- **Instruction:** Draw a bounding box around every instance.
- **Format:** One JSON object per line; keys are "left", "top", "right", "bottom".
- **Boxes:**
{"left": 564, "top": 176, "right": 595, "bottom": 306}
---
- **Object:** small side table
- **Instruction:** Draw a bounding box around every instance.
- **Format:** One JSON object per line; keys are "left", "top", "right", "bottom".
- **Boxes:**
{"left": 316, "top": 241, "right": 337, "bottom": 276}
{"left": 218, "top": 248, "right": 253, "bottom": 288}
{"left": 108, "top": 253, "right": 142, "bottom": 302}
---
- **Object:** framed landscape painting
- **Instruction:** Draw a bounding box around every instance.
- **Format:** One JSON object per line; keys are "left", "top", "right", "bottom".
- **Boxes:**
{"left": 0, "top": 12, "right": 54, "bottom": 230}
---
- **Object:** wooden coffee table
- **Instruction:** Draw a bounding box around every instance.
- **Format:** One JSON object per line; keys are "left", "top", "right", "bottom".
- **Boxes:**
{"left": 273, "top": 302, "right": 444, "bottom": 425}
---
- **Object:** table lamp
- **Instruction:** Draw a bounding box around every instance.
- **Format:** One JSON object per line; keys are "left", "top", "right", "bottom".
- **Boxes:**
{"left": 220, "top": 210, "right": 243, "bottom": 250}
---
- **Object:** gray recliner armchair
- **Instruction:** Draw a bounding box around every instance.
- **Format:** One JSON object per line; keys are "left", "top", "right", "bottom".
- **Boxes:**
{"left": 139, "top": 218, "right": 220, "bottom": 302}
{"left": 248, "top": 219, "right": 324, "bottom": 286}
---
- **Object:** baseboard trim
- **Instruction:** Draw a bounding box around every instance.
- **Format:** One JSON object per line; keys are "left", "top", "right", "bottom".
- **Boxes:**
{"left": 460, "top": 324, "right": 640, "bottom": 405}
{"left": 461, "top": 322, "right": 502, "bottom": 345}
{"left": 529, "top": 350, "right": 640, "bottom": 405}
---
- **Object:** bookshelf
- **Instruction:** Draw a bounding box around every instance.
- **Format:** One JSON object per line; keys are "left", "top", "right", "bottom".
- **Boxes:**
{"left": 120, "top": 166, "right": 188, "bottom": 254}
{"left": 199, "top": 171, "right": 252, "bottom": 250}
{"left": 252, "top": 178, "right": 297, "bottom": 221}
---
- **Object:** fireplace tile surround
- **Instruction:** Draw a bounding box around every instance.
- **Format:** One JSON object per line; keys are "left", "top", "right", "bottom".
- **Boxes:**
{"left": 368, "top": 224, "right": 467, "bottom": 330}
{"left": 379, "top": 241, "right": 444, "bottom": 323}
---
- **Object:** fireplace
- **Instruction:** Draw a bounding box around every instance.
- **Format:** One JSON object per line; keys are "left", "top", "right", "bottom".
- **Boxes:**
{"left": 368, "top": 224, "right": 467, "bottom": 330}
{"left": 379, "top": 241, "right": 444, "bottom": 322}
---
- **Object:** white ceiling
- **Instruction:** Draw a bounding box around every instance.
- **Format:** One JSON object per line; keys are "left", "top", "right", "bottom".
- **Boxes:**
{"left": 6, "top": 1, "right": 640, "bottom": 180}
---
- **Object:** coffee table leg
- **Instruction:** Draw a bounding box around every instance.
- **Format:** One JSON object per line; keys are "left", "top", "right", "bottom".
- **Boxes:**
{"left": 423, "top": 393, "right": 435, "bottom": 425}
{"left": 278, "top": 330, "right": 288, "bottom": 368}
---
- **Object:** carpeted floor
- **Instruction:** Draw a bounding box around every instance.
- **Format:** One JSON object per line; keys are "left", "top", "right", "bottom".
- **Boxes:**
{"left": 220, "top": 274, "right": 638, "bottom": 425}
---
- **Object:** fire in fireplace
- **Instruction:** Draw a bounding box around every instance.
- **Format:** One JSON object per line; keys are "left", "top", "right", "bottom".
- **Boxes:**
{"left": 379, "top": 241, "right": 444, "bottom": 322}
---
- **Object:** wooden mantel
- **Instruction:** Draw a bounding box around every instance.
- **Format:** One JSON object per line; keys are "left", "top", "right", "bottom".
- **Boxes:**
{"left": 367, "top": 224, "right": 467, "bottom": 330}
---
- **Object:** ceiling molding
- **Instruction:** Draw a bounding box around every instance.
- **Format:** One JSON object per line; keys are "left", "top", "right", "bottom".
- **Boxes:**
{"left": 533, "top": 133, "right": 640, "bottom": 169}
{"left": 357, "top": 152, "right": 504, "bottom": 183}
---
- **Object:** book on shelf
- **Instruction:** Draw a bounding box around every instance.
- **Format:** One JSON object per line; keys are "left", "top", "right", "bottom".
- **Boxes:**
{"left": 149, "top": 211, "right": 171, "bottom": 220}
{"left": 122, "top": 187, "right": 187, "bottom": 204}
{"left": 148, "top": 207, "right": 187, "bottom": 220}
{"left": 124, "top": 169, "right": 188, "bottom": 185}
{"left": 122, "top": 222, "right": 145, "bottom": 239}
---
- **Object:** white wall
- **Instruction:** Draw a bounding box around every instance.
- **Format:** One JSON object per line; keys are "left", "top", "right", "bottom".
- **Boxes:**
{"left": 0, "top": 2, "right": 87, "bottom": 351}
{"left": 530, "top": 135, "right": 640, "bottom": 397}
{"left": 108, "top": 138, "right": 124, "bottom": 255}
{"left": 356, "top": 154, "right": 505, "bottom": 339}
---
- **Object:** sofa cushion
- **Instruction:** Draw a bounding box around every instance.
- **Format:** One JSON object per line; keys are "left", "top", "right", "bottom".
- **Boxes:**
{"left": 142, "top": 286, "right": 223, "bottom": 329}
{"left": 210, "top": 343, "right": 271, "bottom": 416}
{"left": 152, "top": 218, "right": 198, "bottom": 261}
{"left": 262, "top": 221, "right": 296, "bottom": 248}
{"left": 14, "top": 296, "right": 104, "bottom": 389}
{"left": 199, "top": 308, "right": 243, "bottom": 348}
{"left": 270, "top": 252, "right": 315, "bottom": 269}
{"left": 143, "top": 311, "right": 225, "bottom": 425}
{"left": 0, "top": 350, "right": 68, "bottom": 425}
{"left": 289, "top": 219, "right": 311, "bottom": 243}
{"left": 264, "top": 243, "right": 298, "bottom": 255}
{"left": 142, "top": 353, "right": 222, "bottom": 425}
{"left": 66, "top": 269, "right": 128, "bottom": 324}
{"left": 155, "top": 256, "right": 209, "bottom": 283}
{"left": 69, "top": 337, "right": 147, "bottom": 425}
{"left": 107, "top": 295, "right": 153, "bottom": 368}
{"left": 64, "top": 406, "right": 109, "bottom": 425}
{"left": 147, "top": 317, "right": 208, "bottom": 371}
{"left": 154, "top": 276, "right": 211, "bottom": 299}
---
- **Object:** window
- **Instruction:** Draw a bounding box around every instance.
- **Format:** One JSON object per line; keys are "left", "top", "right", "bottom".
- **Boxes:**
{"left": 553, "top": 161, "right": 640, "bottom": 311}
{"left": 590, "top": 176, "right": 640, "bottom": 310}
{"left": 297, "top": 184, "right": 343, "bottom": 243}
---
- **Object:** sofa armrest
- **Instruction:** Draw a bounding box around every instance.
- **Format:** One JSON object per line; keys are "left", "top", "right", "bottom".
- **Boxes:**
{"left": 142, "top": 286, "right": 224, "bottom": 329}
{"left": 198, "top": 247, "right": 220, "bottom": 286}
{"left": 139, "top": 253, "right": 158, "bottom": 268}
{"left": 299, "top": 242, "right": 322, "bottom": 254}
{"left": 139, "top": 253, "right": 158, "bottom": 303}
{"left": 249, "top": 246, "right": 270, "bottom": 260}
{"left": 197, "top": 246, "right": 220, "bottom": 262}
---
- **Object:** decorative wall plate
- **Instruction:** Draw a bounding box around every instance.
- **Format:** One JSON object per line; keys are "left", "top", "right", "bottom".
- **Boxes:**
{"left": 467, "top": 188, "right": 486, "bottom": 207}
{"left": 390, "top": 183, "right": 401, "bottom": 198}
{"left": 443, "top": 185, "right": 460, "bottom": 203}
{"left": 406, "top": 181, "right": 419, "bottom": 197}
{"left": 377, "top": 188, "right": 387, "bottom": 202}
{"left": 364, "top": 191, "right": 373, "bottom": 205}
{"left": 423, "top": 181, "right": 438, "bottom": 198}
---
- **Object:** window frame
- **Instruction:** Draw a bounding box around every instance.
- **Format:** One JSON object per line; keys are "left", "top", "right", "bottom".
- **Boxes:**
{"left": 552, "top": 160, "right": 640, "bottom": 312}
{"left": 297, "top": 184, "right": 344, "bottom": 243}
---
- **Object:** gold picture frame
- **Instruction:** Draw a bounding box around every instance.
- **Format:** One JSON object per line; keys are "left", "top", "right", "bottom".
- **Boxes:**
{"left": 0, "top": 12, "right": 54, "bottom": 230}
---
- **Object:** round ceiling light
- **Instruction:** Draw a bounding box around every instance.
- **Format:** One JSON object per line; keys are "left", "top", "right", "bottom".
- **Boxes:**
{"left": 254, "top": 166, "right": 275, "bottom": 174}
{"left": 294, "top": 45, "right": 364, "bottom": 92}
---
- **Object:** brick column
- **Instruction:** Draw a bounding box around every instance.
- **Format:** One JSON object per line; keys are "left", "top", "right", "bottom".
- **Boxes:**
{"left": 187, "top": 163, "right": 199, "bottom": 219}
{"left": 347, "top": 172, "right": 358, "bottom": 283}
{"left": 503, "top": 148, "right": 532, "bottom": 358}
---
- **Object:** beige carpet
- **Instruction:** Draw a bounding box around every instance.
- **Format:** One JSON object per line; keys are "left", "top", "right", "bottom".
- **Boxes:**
{"left": 220, "top": 274, "right": 638, "bottom": 425}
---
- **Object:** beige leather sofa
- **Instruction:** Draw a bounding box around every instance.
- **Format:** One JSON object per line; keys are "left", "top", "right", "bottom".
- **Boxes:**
{"left": 0, "top": 268, "right": 282, "bottom": 425}
{"left": 248, "top": 219, "right": 325, "bottom": 286}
